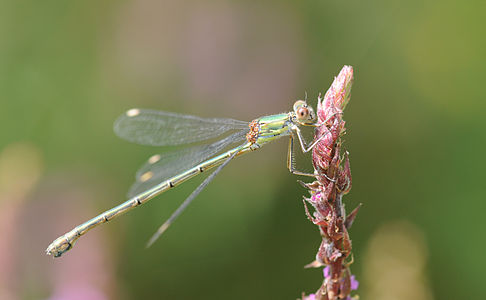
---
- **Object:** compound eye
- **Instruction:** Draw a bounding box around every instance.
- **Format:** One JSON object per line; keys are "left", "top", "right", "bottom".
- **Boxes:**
{"left": 297, "top": 107, "right": 309, "bottom": 120}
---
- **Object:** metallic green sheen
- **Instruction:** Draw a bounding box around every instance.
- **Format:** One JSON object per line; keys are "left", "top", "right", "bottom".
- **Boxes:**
{"left": 255, "top": 113, "right": 291, "bottom": 145}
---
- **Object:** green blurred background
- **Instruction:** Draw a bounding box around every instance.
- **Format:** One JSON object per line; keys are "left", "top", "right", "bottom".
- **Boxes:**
{"left": 1, "top": 0, "right": 484, "bottom": 299}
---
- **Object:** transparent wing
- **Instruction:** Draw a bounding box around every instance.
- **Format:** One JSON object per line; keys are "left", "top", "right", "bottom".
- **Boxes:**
{"left": 146, "top": 146, "right": 243, "bottom": 247}
{"left": 127, "top": 130, "right": 247, "bottom": 197}
{"left": 114, "top": 109, "right": 248, "bottom": 146}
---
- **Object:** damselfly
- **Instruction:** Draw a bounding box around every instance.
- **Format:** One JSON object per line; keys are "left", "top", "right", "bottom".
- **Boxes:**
{"left": 46, "top": 100, "right": 330, "bottom": 257}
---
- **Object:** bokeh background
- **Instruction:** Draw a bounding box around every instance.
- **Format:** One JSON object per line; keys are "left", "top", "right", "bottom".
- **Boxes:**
{"left": 1, "top": 0, "right": 484, "bottom": 299}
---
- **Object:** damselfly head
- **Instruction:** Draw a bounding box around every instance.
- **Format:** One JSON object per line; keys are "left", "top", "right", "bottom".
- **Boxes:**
{"left": 293, "top": 100, "right": 316, "bottom": 125}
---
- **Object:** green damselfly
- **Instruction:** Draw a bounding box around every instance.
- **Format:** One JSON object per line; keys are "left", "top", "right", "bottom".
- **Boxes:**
{"left": 46, "top": 100, "right": 329, "bottom": 257}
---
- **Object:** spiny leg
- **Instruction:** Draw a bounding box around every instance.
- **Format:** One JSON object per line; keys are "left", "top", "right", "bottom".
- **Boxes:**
{"left": 291, "top": 108, "right": 346, "bottom": 152}
{"left": 287, "top": 135, "right": 315, "bottom": 177}
{"left": 289, "top": 125, "right": 338, "bottom": 182}
{"left": 291, "top": 124, "right": 330, "bottom": 153}
{"left": 299, "top": 111, "right": 344, "bottom": 129}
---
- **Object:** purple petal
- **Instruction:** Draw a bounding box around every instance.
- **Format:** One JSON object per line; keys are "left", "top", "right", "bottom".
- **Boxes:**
{"left": 323, "top": 266, "right": 330, "bottom": 279}
{"left": 304, "top": 294, "right": 316, "bottom": 300}
{"left": 350, "top": 275, "right": 359, "bottom": 290}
